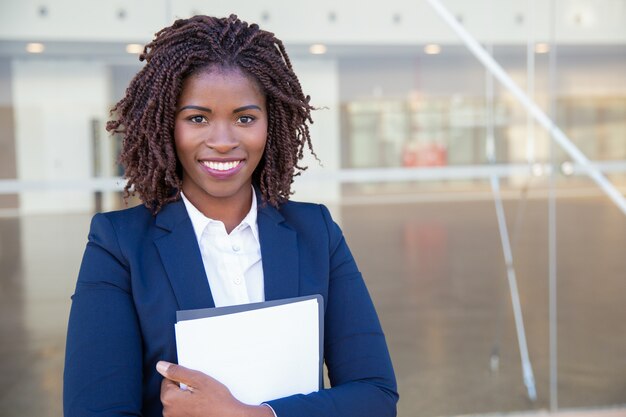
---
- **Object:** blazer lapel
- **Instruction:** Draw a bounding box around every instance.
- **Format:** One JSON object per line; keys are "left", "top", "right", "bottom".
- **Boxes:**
{"left": 153, "top": 199, "right": 215, "bottom": 310}
{"left": 257, "top": 202, "right": 300, "bottom": 301}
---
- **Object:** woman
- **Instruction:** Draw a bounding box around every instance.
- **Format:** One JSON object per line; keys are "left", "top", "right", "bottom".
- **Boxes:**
{"left": 64, "top": 14, "right": 397, "bottom": 417}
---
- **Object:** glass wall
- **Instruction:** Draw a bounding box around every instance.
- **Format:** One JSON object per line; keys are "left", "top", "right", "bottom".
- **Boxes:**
{"left": 338, "top": 45, "right": 626, "bottom": 195}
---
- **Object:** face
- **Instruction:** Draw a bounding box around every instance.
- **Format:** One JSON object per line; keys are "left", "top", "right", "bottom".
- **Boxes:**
{"left": 174, "top": 68, "right": 268, "bottom": 211}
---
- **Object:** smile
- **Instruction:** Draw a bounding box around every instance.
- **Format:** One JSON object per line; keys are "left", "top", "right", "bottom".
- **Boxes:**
{"left": 201, "top": 160, "right": 243, "bottom": 171}
{"left": 198, "top": 159, "right": 246, "bottom": 179}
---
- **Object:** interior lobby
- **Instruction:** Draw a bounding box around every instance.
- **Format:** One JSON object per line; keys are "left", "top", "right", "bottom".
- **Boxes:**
{"left": 1, "top": 1, "right": 625, "bottom": 416}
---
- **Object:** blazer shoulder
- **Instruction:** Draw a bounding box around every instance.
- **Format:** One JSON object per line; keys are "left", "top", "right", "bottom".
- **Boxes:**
{"left": 274, "top": 199, "right": 340, "bottom": 239}
{"left": 279, "top": 199, "right": 323, "bottom": 214}
{"left": 97, "top": 203, "right": 153, "bottom": 223}
{"left": 90, "top": 204, "right": 156, "bottom": 242}
{"left": 277, "top": 199, "right": 329, "bottom": 222}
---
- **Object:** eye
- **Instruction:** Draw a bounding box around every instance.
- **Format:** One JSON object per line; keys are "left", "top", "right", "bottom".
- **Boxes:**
{"left": 188, "top": 115, "right": 207, "bottom": 124}
{"left": 237, "top": 115, "right": 256, "bottom": 124}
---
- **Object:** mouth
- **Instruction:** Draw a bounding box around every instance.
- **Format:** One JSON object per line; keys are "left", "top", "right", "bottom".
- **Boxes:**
{"left": 198, "top": 159, "right": 245, "bottom": 178}
{"left": 201, "top": 160, "right": 243, "bottom": 171}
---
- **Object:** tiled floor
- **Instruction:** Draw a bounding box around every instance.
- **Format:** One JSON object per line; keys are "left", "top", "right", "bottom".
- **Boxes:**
{"left": 1, "top": 193, "right": 625, "bottom": 417}
{"left": 456, "top": 407, "right": 626, "bottom": 417}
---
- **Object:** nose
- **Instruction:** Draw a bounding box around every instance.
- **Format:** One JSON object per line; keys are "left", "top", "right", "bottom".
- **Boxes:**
{"left": 205, "top": 122, "right": 239, "bottom": 153}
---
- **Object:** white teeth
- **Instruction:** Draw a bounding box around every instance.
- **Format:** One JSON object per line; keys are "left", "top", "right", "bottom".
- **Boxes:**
{"left": 202, "top": 160, "right": 241, "bottom": 171}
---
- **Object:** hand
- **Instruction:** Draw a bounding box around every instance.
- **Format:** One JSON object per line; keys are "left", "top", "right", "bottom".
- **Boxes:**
{"left": 157, "top": 361, "right": 274, "bottom": 417}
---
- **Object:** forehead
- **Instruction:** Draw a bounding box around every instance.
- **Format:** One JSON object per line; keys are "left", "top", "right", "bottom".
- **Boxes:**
{"left": 180, "top": 66, "right": 265, "bottom": 99}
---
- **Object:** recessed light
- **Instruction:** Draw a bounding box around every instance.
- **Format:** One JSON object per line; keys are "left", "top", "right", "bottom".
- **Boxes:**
{"left": 26, "top": 43, "right": 45, "bottom": 53}
{"left": 535, "top": 43, "right": 550, "bottom": 54}
{"left": 126, "top": 44, "right": 144, "bottom": 54}
{"left": 424, "top": 44, "right": 441, "bottom": 55}
{"left": 309, "top": 44, "right": 327, "bottom": 55}
{"left": 561, "top": 161, "right": 575, "bottom": 176}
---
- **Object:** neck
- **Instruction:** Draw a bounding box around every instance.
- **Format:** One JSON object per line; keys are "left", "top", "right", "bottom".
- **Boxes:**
{"left": 183, "top": 187, "right": 253, "bottom": 234}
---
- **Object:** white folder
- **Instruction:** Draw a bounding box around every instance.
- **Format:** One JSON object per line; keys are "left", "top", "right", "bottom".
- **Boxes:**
{"left": 175, "top": 294, "right": 324, "bottom": 405}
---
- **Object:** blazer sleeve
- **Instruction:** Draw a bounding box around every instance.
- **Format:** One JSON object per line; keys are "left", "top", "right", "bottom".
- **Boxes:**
{"left": 63, "top": 213, "right": 143, "bottom": 416}
{"left": 266, "top": 205, "right": 399, "bottom": 417}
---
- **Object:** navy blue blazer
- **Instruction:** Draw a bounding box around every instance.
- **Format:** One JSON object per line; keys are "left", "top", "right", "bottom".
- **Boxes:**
{"left": 64, "top": 197, "right": 398, "bottom": 417}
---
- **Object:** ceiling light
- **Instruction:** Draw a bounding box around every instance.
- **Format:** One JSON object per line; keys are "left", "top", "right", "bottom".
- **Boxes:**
{"left": 424, "top": 44, "right": 441, "bottom": 55}
{"left": 126, "top": 43, "right": 144, "bottom": 54}
{"left": 561, "top": 161, "right": 575, "bottom": 176}
{"left": 309, "top": 44, "right": 327, "bottom": 55}
{"left": 531, "top": 162, "right": 544, "bottom": 177}
{"left": 534, "top": 43, "right": 550, "bottom": 54}
{"left": 26, "top": 43, "right": 45, "bottom": 53}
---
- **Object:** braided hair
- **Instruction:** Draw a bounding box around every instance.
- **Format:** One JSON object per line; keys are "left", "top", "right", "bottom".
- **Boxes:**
{"left": 107, "top": 14, "right": 316, "bottom": 214}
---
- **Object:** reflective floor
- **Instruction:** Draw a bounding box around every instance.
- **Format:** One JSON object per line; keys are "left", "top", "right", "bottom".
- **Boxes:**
{"left": 1, "top": 193, "right": 625, "bottom": 417}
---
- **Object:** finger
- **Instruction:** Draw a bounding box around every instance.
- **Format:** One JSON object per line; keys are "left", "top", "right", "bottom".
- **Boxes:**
{"left": 156, "top": 361, "right": 206, "bottom": 388}
{"left": 160, "top": 374, "right": 192, "bottom": 407}
{"left": 161, "top": 376, "right": 179, "bottom": 392}
{"left": 160, "top": 375, "right": 173, "bottom": 397}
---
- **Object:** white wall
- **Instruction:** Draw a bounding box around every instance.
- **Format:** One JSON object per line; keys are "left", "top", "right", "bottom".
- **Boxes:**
{"left": 1, "top": 0, "right": 625, "bottom": 45}
{"left": 13, "top": 59, "right": 109, "bottom": 214}
{"left": 0, "top": 0, "right": 167, "bottom": 42}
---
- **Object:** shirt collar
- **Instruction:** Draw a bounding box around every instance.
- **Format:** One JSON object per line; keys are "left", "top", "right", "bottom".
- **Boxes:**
{"left": 180, "top": 187, "right": 259, "bottom": 244}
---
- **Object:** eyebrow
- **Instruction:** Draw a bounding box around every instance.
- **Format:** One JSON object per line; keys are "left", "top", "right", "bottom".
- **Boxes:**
{"left": 177, "top": 104, "right": 262, "bottom": 114}
{"left": 178, "top": 105, "right": 211, "bottom": 113}
{"left": 233, "top": 104, "right": 262, "bottom": 113}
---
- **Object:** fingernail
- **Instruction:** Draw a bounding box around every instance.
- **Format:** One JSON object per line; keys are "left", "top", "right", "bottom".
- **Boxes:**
{"left": 156, "top": 361, "right": 169, "bottom": 375}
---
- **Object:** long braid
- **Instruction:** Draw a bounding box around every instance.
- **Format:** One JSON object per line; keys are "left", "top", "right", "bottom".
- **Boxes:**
{"left": 107, "top": 14, "right": 316, "bottom": 213}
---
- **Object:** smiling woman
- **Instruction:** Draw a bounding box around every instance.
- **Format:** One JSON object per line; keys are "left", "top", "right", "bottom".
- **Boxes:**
{"left": 63, "top": 14, "right": 398, "bottom": 417}
{"left": 174, "top": 69, "right": 268, "bottom": 232}
{"left": 105, "top": 15, "right": 316, "bottom": 215}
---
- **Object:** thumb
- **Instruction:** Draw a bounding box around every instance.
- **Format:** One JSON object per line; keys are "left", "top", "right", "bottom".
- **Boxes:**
{"left": 156, "top": 361, "right": 203, "bottom": 388}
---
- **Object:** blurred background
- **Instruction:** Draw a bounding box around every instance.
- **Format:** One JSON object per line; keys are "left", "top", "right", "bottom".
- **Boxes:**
{"left": 0, "top": 0, "right": 625, "bottom": 416}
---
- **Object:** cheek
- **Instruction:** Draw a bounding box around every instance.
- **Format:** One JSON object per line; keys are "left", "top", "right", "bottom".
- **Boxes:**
{"left": 173, "top": 126, "right": 192, "bottom": 157}
{"left": 243, "top": 122, "right": 267, "bottom": 160}
{"left": 255, "top": 122, "right": 269, "bottom": 154}
{"left": 253, "top": 134, "right": 268, "bottom": 159}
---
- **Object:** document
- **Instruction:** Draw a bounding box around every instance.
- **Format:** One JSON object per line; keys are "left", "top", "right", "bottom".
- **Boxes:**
{"left": 175, "top": 294, "right": 323, "bottom": 405}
